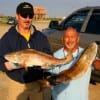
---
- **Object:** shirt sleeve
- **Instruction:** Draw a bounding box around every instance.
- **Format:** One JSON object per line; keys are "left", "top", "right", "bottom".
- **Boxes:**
{"left": 0, "top": 34, "right": 10, "bottom": 72}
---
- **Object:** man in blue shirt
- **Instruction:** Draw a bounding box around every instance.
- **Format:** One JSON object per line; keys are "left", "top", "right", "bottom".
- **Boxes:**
{"left": 49, "top": 27, "right": 91, "bottom": 100}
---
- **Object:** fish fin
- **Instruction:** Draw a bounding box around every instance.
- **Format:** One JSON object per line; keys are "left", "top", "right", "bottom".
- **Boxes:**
{"left": 22, "top": 59, "right": 28, "bottom": 71}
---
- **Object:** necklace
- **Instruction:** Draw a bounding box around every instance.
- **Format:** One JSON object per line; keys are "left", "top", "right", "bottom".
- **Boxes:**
{"left": 63, "top": 47, "right": 79, "bottom": 60}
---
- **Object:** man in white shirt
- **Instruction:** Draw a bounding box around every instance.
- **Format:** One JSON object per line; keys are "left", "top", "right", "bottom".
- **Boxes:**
{"left": 49, "top": 27, "right": 91, "bottom": 100}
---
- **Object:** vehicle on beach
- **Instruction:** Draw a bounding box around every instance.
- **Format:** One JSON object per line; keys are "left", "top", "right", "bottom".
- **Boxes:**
{"left": 7, "top": 17, "right": 16, "bottom": 25}
{"left": 42, "top": 6, "right": 100, "bottom": 83}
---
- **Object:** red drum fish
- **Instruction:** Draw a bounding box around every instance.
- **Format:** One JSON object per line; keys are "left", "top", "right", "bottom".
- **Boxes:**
{"left": 4, "top": 42, "right": 98, "bottom": 91}
{"left": 38, "top": 42, "right": 98, "bottom": 90}
{"left": 4, "top": 49, "right": 73, "bottom": 70}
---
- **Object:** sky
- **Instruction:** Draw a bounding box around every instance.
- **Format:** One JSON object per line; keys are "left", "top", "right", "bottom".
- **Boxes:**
{"left": 0, "top": 0, "right": 100, "bottom": 18}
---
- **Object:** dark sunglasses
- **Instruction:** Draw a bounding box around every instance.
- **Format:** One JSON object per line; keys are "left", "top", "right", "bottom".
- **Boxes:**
{"left": 20, "top": 13, "right": 33, "bottom": 19}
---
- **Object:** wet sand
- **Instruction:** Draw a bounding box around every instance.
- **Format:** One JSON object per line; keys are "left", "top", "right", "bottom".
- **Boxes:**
{"left": 0, "top": 22, "right": 100, "bottom": 100}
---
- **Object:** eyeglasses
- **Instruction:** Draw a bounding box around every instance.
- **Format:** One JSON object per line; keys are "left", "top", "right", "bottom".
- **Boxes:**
{"left": 20, "top": 13, "right": 33, "bottom": 19}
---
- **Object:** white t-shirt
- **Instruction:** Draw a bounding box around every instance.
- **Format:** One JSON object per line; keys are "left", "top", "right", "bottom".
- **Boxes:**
{"left": 48, "top": 47, "right": 91, "bottom": 100}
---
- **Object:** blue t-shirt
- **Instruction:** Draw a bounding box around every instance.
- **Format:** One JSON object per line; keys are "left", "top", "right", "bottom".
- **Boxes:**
{"left": 48, "top": 47, "right": 91, "bottom": 100}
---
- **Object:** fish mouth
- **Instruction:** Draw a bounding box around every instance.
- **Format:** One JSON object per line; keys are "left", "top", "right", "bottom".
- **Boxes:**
{"left": 4, "top": 54, "right": 18, "bottom": 63}
{"left": 4, "top": 55, "right": 9, "bottom": 60}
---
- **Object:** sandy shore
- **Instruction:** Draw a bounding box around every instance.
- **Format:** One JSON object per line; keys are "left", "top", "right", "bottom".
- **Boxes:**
{"left": 0, "top": 21, "right": 50, "bottom": 38}
{"left": 0, "top": 22, "right": 100, "bottom": 100}
{"left": 89, "top": 83, "right": 100, "bottom": 100}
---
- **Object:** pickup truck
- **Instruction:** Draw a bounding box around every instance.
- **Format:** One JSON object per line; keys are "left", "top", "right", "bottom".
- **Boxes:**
{"left": 42, "top": 6, "right": 100, "bottom": 83}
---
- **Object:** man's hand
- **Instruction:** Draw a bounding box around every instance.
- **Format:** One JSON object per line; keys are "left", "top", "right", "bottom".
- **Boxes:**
{"left": 46, "top": 74, "right": 64, "bottom": 85}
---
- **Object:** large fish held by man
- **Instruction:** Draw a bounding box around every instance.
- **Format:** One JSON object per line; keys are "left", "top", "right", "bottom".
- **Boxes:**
{"left": 37, "top": 42, "right": 98, "bottom": 90}
{"left": 4, "top": 48, "right": 73, "bottom": 70}
{"left": 4, "top": 42, "right": 98, "bottom": 90}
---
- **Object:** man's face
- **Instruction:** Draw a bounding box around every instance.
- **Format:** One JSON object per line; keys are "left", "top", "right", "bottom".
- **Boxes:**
{"left": 16, "top": 13, "right": 33, "bottom": 29}
{"left": 63, "top": 28, "right": 79, "bottom": 50}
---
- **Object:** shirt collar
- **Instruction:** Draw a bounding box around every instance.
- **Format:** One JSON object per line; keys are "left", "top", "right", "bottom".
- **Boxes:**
{"left": 63, "top": 47, "right": 79, "bottom": 59}
{"left": 16, "top": 25, "right": 35, "bottom": 35}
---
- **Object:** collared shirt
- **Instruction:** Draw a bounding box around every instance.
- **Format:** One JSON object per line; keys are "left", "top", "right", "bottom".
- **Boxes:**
{"left": 49, "top": 47, "right": 91, "bottom": 100}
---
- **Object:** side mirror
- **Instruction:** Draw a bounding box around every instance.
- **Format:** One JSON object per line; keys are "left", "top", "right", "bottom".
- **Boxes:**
{"left": 49, "top": 20, "right": 59, "bottom": 29}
